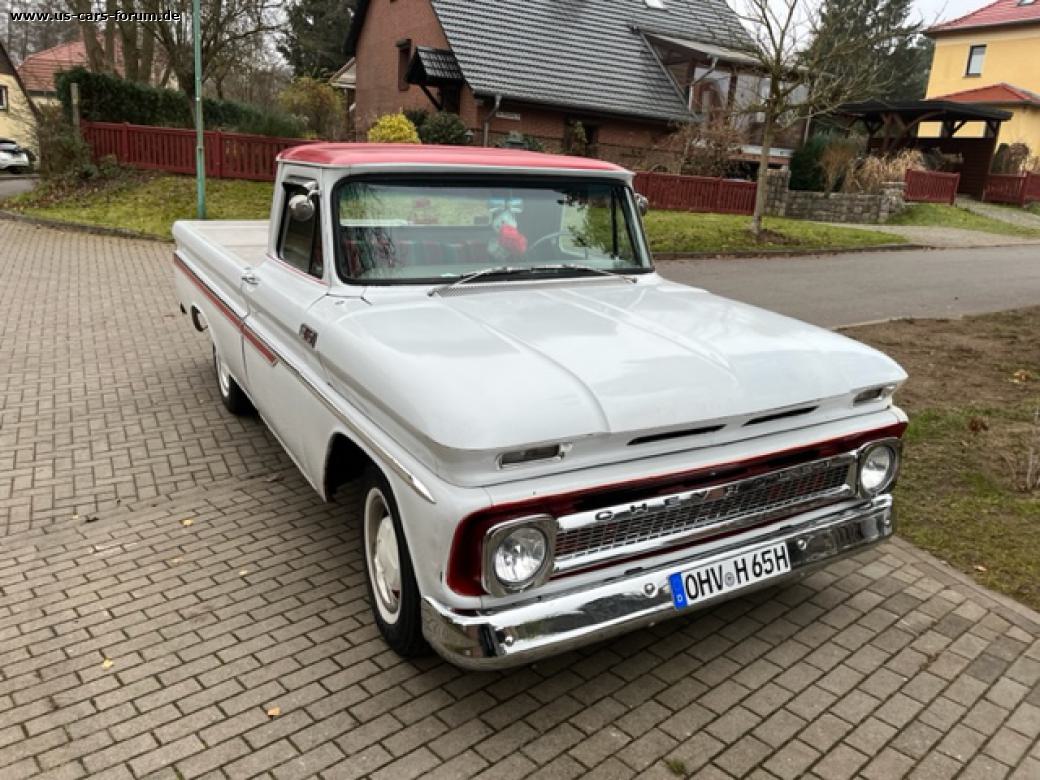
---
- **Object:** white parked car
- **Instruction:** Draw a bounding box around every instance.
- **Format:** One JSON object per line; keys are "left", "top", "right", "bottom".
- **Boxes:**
{"left": 0, "top": 139, "right": 32, "bottom": 173}
{"left": 174, "top": 144, "right": 908, "bottom": 669}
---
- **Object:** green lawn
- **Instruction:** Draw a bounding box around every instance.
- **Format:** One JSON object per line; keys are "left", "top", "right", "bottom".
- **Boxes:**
{"left": 888, "top": 203, "right": 1040, "bottom": 238}
{"left": 6, "top": 174, "right": 272, "bottom": 238}
{"left": 850, "top": 309, "right": 1040, "bottom": 610}
{"left": 643, "top": 210, "right": 900, "bottom": 254}
{"left": 1028, "top": 202, "right": 1039, "bottom": 217}
{"left": 6, "top": 172, "right": 902, "bottom": 253}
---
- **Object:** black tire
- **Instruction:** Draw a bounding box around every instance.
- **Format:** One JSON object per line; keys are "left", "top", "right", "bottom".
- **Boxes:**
{"left": 359, "top": 466, "right": 429, "bottom": 658}
{"left": 213, "top": 344, "right": 253, "bottom": 416}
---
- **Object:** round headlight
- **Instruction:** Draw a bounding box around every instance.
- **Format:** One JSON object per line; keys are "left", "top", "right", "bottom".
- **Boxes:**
{"left": 860, "top": 444, "right": 898, "bottom": 495}
{"left": 493, "top": 527, "right": 548, "bottom": 587}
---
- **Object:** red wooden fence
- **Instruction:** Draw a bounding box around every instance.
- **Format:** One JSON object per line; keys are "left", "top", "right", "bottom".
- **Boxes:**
{"left": 903, "top": 169, "right": 960, "bottom": 205}
{"left": 983, "top": 172, "right": 1040, "bottom": 206}
{"left": 633, "top": 171, "right": 757, "bottom": 215}
{"left": 81, "top": 121, "right": 316, "bottom": 182}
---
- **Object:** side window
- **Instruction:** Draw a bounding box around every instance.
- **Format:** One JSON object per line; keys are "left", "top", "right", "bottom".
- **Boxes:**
{"left": 278, "top": 183, "right": 324, "bottom": 279}
{"left": 0, "top": 85, "right": 8, "bottom": 111}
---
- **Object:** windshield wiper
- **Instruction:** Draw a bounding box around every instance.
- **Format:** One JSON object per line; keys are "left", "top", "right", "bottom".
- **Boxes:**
{"left": 428, "top": 266, "right": 528, "bottom": 297}
{"left": 429, "top": 264, "right": 638, "bottom": 297}
{"left": 528, "top": 264, "right": 639, "bottom": 283}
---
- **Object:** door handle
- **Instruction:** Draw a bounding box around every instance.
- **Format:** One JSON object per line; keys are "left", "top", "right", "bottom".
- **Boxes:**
{"left": 241, "top": 269, "right": 260, "bottom": 285}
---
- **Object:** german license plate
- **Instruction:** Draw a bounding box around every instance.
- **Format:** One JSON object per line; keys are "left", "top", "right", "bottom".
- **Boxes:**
{"left": 669, "top": 542, "right": 791, "bottom": 610}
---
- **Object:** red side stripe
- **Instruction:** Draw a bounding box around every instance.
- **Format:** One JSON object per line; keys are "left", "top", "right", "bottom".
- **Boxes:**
{"left": 174, "top": 253, "right": 279, "bottom": 366}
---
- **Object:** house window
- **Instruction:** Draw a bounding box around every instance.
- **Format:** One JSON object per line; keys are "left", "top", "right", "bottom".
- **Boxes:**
{"left": 397, "top": 39, "right": 412, "bottom": 92}
{"left": 0, "top": 86, "right": 8, "bottom": 111}
{"left": 966, "top": 45, "right": 986, "bottom": 76}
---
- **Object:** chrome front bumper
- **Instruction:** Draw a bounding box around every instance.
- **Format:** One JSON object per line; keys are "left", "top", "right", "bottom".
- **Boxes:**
{"left": 422, "top": 495, "right": 894, "bottom": 669}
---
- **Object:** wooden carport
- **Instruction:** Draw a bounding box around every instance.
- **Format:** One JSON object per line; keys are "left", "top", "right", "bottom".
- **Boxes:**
{"left": 838, "top": 100, "right": 1013, "bottom": 199}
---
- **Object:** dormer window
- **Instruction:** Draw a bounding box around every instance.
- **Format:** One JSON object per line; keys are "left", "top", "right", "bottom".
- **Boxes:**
{"left": 645, "top": 0, "right": 666, "bottom": 8}
{"left": 965, "top": 44, "right": 986, "bottom": 76}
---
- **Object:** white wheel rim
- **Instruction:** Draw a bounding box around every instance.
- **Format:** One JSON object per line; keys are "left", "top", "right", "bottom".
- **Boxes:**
{"left": 365, "top": 488, "right": 402, "bottom": 624}
{"left": 215, "top": 348, "right": 231, "bottom": 398}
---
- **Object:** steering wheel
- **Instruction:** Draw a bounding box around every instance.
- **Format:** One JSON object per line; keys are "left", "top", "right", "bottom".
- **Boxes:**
{"left": 526, "top": 230, "right": 572, "bottom": 254}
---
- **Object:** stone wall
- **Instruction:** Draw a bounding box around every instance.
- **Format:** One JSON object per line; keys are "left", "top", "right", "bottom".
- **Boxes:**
{"left": 764, "top": 169, "right": 907, "bottom": 224}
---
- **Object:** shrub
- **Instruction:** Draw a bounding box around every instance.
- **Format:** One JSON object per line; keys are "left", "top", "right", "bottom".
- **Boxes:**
{"left": 367, "top": 113, "right": 421, "bottom": 144}
{"left": 663, "top": 117, "right": 746, "bottom": 178}
{"left": 404, "top": 109, "right": 430, "bottom": 130}
{"left": 992, "top": 143, "right": 1031, "bottom": 174}
{"left": 843, "top": 149, "right": 925, "bottom": 194}
{"left": 55, "top": 68, "right": 305, "bottom": 137}
{"left": 278, "top": 77, "right": 346, "bottom": 139}
{"left": 563, "top": 120, "right": 591, "bottom": 156}
{"left": 34, "top": 106, "right": 95, "bottom": 181}
{"left": 418, "top": 112, "right": 470, "bottom": 145}
{"left": 819, "top": 137, "right": 863, "bottom": 193}
{"left": 789, "top": 135, "right": 829, "bottom": 191}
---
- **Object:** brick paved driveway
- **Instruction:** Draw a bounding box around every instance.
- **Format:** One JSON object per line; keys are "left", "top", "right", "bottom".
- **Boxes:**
{"left": 2, "top": 220, "right": 1039, "bottom": 780}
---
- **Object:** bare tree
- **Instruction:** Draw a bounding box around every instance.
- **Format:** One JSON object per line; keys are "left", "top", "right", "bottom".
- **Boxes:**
{"left": 731, "top": 0, "right": 920, "bottom": 236}
{"left": 140, "top": 0, "right": 280, "bottom": 99}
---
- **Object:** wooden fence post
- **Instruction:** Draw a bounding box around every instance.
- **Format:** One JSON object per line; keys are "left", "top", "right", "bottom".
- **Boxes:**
{"left": 120, "top": 122, "right": 130, "bottom": 164}
{"left": 213, "top": 130, "right": 224, "bottom": 179}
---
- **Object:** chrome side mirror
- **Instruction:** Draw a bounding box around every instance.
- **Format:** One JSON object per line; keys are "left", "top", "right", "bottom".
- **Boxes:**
{"left": 288, "top": 193, "right": 316, "bottom": 222}
{"left": 635, "top": 193, "right": 650, "bottom": 216}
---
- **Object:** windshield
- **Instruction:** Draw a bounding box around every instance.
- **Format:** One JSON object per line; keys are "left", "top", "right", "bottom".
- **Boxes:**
{"left": 334, "top": 176, "right": 651, "bottom": 284}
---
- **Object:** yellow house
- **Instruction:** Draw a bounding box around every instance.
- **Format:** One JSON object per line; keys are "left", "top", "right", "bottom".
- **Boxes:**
{"left": 924, "top": 0, "right": 1040, "bottom": 149}
{"left": 0, "top": 40, "right": 38, "bottom": 152}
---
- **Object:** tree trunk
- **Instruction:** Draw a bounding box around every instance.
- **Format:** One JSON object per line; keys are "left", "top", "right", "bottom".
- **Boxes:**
{"left": 139, "top": 27, "right": 155, "bottom": 85}
{"left": 751, "top": 114, "right": 775, "bottom": 238}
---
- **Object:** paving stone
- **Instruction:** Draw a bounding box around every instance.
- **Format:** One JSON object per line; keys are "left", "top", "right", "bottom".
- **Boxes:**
{"left": 3, "top": 220, "right": 1040, "bottom": 780}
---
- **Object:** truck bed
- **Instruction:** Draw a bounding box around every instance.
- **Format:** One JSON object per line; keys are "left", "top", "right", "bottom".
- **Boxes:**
{"left": 174, "top": 221, "right": 269, "bottom": 269}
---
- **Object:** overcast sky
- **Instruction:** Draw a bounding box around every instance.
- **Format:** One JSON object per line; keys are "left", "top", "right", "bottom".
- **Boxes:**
{"left": 914, "top": 0, "right": 985, "bottom": 27}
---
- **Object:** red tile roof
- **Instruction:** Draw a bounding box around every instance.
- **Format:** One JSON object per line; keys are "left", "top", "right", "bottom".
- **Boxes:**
{"left": 17, "top": 41, "right": 98, "bottom": 93}
{"left": 928, "top": 0, "right": 1040, "bottom": 35}
{"left": 278, "top": 143, "right": 628, "bottom": 173}
{"left": 935, "top": 82, "right": 1040, "bottom": 106}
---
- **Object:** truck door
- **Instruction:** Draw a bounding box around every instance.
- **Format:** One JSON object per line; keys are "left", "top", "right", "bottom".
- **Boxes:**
{"left": 240, "top": 174, "right": 329, "bottom": 477}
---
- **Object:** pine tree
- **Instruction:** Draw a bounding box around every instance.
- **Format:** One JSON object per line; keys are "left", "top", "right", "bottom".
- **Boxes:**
{"left": 807, "top": 0, "right": 924, "bottom": 103}
{"left": 278, "top": 0, "right": 357, "bottom": 79}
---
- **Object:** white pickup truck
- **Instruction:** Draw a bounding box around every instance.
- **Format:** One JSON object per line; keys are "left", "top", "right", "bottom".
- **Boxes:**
{"left": 173, "top": 144, "right": 908, "bottom": 669}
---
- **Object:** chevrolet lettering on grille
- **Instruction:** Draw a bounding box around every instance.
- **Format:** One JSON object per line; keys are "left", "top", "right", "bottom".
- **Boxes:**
{"left": 553, "top": 454, "right": 858, "bottom": 574}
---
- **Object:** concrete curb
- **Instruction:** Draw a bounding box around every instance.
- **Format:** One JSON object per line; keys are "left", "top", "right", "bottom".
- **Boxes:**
{"left": 889, "top": 536, "right": 1040, "bottom": 632}
{"left": 653, "top": 243, "right": 924, "bottom": 261}
{"left": 0, "top": 209, "right": 171, "bottom": 243}
{"left": 0, "top": 173, "right": 40, "bottom": 182}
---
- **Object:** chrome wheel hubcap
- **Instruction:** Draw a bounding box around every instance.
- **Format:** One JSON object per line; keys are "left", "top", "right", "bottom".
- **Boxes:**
{"left": 366, "top": 490, "right": 402, "bottom": 622}
{"left": 215, "top": 349, "right": 231, "bottom": 397}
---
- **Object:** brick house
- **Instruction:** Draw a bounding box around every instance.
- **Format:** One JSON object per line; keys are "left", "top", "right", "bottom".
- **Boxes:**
{"left": 344, "top": 0, "right": 807, "bottom": 170}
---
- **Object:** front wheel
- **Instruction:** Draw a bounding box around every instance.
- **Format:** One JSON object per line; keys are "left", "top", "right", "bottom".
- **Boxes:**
{"left": 213, "top": 344, "right": 253, "bottom": 416}
{"left": 361, "top": 468, "right": 428, "bottom": 658}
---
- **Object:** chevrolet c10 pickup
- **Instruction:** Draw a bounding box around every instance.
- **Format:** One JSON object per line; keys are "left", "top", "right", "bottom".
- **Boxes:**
{"left": 173, "top": 144, "right": 908, "bottom": 669}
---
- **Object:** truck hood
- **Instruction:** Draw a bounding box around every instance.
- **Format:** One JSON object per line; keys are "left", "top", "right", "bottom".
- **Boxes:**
{"left": 321, "top": 277, "right": 906, "bottom": 469}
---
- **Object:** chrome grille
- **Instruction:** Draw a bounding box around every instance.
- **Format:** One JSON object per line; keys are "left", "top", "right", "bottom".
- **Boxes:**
{"left": 552, "top": 454, "right": 856, "bottom": 573}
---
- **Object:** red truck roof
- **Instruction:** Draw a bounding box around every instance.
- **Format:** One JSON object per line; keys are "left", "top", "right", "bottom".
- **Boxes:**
{"left": 278, "top": 143, "right": 628, "bottom": 173}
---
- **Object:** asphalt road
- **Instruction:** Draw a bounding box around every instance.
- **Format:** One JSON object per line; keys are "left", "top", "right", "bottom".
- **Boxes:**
{"left": 658, "top": 244, "right": 1040, "bottom": 328}
{"left": 0, "top": 175, "right": 37, "bottom": 200}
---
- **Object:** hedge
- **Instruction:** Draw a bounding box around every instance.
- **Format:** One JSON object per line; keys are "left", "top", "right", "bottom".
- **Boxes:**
{"left": 56, "top": 68, "right": 305, "bottom": 138}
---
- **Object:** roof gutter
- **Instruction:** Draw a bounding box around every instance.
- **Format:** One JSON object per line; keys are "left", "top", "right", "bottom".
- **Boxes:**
{"left": 482, "top": 94, "right": 503, "bottom": 147}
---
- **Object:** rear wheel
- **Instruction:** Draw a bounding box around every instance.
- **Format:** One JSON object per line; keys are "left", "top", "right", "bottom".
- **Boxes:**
{"left": 361, "top": 467, "right": 428, "bottom": 658}
{"left": 213, "top": 344, "right": 252, "bottom": 415}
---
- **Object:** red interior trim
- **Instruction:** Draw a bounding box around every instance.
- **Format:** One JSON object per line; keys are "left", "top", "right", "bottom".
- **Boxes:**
{"left": 447, "top": 422, "right": 907, "bottom": 596}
